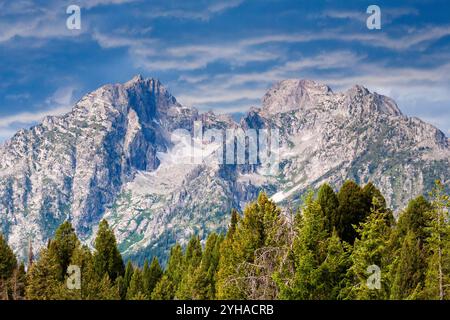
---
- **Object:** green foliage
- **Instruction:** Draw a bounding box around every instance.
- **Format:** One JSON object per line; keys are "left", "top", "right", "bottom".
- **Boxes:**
{"left": 26, "top": 248, "right": 62, "bottom": 300}
{"left": 143, "top": 257, "right": 162, "bottom": 299}
{"left": 341, "top": 207, "right": 392, "bottom": 299}
{"left": 0, "top": 235, "right": 19, "bottom": 299}
{"left": 6, "top": 180, "right": 450, "bottom": 301}
{"left": 217, "top": 193, "right": 284, "bottom": 299}
{"left": 47, "top": 221, "right": 79, "bottom": 280}
{"left": 93, "top": 220, "right": 125, "bottom": 282}
{"left": 126, "top": 268, "right": 144, "bottom": 300}
{"left": 336, "top": 180, "right": 371, "bottom": 243}
{"left": 421, "top": 181, "right": 450, "bottom": 300}
{"left": 317, "top": 183, "right": 339, "bottom": 234}
{"left": 0, "top": 234, "right": 17, "bottom": 280}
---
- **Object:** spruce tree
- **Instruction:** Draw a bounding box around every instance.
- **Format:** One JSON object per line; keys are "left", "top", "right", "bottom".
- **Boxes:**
{"left": 151, "top": 274, "right": 175, "bottom": 300}
{"left": 336, "top": 180, "right": 371, "bottom": 243}
{"left": 0, "top": 234, "right": 17, "bottom": 281}
{"left": 340, "top": 203, "right": 391, "bottom": 299}
{"left": 143, "top": 257, "right": 162, "bottom": 299}
{"left": 126, "top": 268, "right": 144, "bottom": 300}
{"left": 317, "top": 183, "right": 339, "bottom": 234}
{"left": 217, "top": 192, "right": 283, "bottom": 299}
{"left": 0, "top": 234, "right": 18, "bottom": 299}
{"left": 26, "top": 249, "right": 62, "bottom": 300}
{"left": 397, "top": 196, "right": 433, "bottom": 243}
{"left": 47, "top": 221, "right": 80, "bottom": 280}
{"left": 278, "top": 193, "right": 330, "bottom": 299}
{"left": 151, "top": 243, "right": 183, "bottom": 299}
{"left": 422, "top": 181, "right": 450, "bottom": 300}
{"left": 119, "top": 260, "right": 134, "bottom": 299}
{"left": 93, "top": 220, "right": 124, "bottom": 282}
{"left": 390, "top": 231, "right": 425, "bottom": 299}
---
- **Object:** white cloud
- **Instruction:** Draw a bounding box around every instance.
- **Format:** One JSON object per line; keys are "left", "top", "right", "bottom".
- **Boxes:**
{"left": 0, "top": 86, "right": 76, "bottom": 141}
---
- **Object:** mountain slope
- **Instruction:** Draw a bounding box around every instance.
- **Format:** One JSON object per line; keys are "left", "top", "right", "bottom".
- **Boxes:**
{"left": 0, "top": 76, "right": 448, "bottom": 263}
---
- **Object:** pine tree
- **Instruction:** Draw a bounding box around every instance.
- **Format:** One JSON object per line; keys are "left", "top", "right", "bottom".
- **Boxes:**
{"left": 151, "top": 274, "right": 175, "bottom": 300}
{"left": 336, "top": 180, "right": 371, "bottom": 243}
{"left": 143, "top": 257, "right": 162, "bottom": 299}
{"left": 217, "top": 192, "right": 284, "bottom": 299}
{"left": 362, "top": 182, "right": 387, "bottom": 211}
{"left": 26, "top": 248, "right": 62, "bottom": 300}
{"left": 316, "top": 231, "right": 351, "bottom": 299}
{"left": 151, "top": 243, "right": 183, "bottom": 299}
{"left": 0, "top": 234, "right": 17, "bottom": 280}
{"left": 47, "top": 221, "right": 80, "bottom": 280}
{"left": 68, "top": 245, "right": 119, "bottom": 300}
{"left": 390, "top": 231, "right": 425, "bottom": 299}
{"left": 0, "top": 234, "right": 18, "bottom": 300}
{"left": 317, "top": 183, "right": 339, "bottom": 234}
{"left": 93, "top": 220, "right": 124, "bottom": 282}
{"left": 119, "top": 260, "right": 134, "bottom": 299}
{"left": 422, "top": 181, "right": 450, "bottom": 300}
{"left": 278, "top": 193, "right": 330, "bottom": 299}
{"left": 198, "top": 233, "right": 223, "bottom": 299}
{"left": 397, "top": 196, "right": 433, "bottom": 244}
{"left": 126, "top": 268, "right": 144, "bottom": 300}
{"left": 340, "top": 203, "right": 391, "bottom": 299}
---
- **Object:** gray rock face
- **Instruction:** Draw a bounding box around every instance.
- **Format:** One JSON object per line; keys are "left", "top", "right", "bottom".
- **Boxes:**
{"left": 0, "top": 76, "right": 448, "bottom": 263}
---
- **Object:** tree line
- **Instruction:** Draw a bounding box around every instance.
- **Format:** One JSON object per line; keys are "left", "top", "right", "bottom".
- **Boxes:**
{"left": 0, "top": 180, "right": 449, "bottom": 300}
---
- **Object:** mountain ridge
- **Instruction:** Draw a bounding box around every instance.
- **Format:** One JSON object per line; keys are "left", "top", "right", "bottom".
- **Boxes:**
{"left": 0, "top": 75, "right": 448, "bottom": 263}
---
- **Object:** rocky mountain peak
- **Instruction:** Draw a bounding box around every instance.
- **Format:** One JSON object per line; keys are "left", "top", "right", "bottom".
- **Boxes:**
{"left": 262, "top": 79, "right": 333, "bottom": 114}
{"left": 0, "top": 75, "right": 449, "bottom": 265}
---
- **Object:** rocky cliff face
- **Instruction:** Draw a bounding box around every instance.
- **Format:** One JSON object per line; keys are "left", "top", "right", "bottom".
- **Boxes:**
{"left": 0, "top": 76, "right": 448, "bottom": 263}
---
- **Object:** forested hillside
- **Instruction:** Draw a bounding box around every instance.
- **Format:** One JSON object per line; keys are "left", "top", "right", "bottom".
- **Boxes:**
{"left": 0, "top": 180, "right": 449, "bottom": 300}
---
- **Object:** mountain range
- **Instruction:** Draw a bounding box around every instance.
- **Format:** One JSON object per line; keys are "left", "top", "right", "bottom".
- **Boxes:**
{"left": 1, "top": 75, "right": 449, "bottom": 263}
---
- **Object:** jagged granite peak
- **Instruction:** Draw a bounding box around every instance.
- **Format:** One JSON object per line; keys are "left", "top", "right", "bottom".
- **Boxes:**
{"left": 0, "top": 75, "right": 449, "bottom": 265}
{"left": 262, "top": 79, "right": 333, "bottom": 114}
{"left": 261, "top": 79, "right": 404, "bottom": 119}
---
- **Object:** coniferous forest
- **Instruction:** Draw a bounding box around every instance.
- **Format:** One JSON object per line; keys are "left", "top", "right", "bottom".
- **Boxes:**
{"left": 0, "top": 180, "right": 449, "bottom": 300}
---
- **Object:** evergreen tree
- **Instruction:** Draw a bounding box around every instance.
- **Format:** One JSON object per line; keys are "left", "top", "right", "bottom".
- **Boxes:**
{"left": 177, "top": 233, "right": 223, "bottom": 300}
{"left": 143, "top": 257, "right": 162, "bottom": 299}
{"left": 119, "top": 260, "right": 134, "bottom": 299}
{"left": 278, "top": 193, "right": 331, "bottom": 299}
{"left": 68, "top": 245, "right": 120, "bottom": 300}
{"left": 390, "top": 231, "right": 425, "bottom": 299}
{"left": 397, "top": 196, "right": 433, "bottom": 243}
{"left": 422, "top": 181, "right": 450, "bottom": 300}
{"left": 126, "top": 268, "right": 144, "bottom": 300}
{"left": 198, "top": 233, "right": 223, "bottom": 299}
{"left": 151, "top": 274, "right": 175, "bottom": 300}
{"left": 47, "top": 221, "right": 80, "bottom": 280}
{"left": 340, "top": 203, "right": 391, "bottom": 299}
{"left": 26, "top": 249, "right": 62, "bottom": 300}
{"left": 151, "top": 243, "right": 183, "bottom": 299}
{"left": 317, "top": 183, "right": 339, "bottom": 234}
{"left": 336, "top": 180, "right": 371, "bottom": 243}
{"left": 217, "top": 193, "right": 283, "bottom": 299}
{"left": 93, "top": 220, "right": 125, "bottom": 282}
{"left": 0, "top": 234, "right": 18, "bottom": 300}
{"left": 0, "top": 234, "right": 17, "bottom": 278}
{"left": 362, "top": 182, "right": 387, "bottom": 211}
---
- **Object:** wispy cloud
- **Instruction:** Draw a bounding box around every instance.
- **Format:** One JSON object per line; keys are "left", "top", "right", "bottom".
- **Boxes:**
{"left": 0, "top": 86, "right": 75, "bottom": 141}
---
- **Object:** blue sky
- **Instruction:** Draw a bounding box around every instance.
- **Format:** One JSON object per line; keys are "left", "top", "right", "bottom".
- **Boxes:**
{"left": 0, "top": 0, "right": 450, "bottom": 141}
